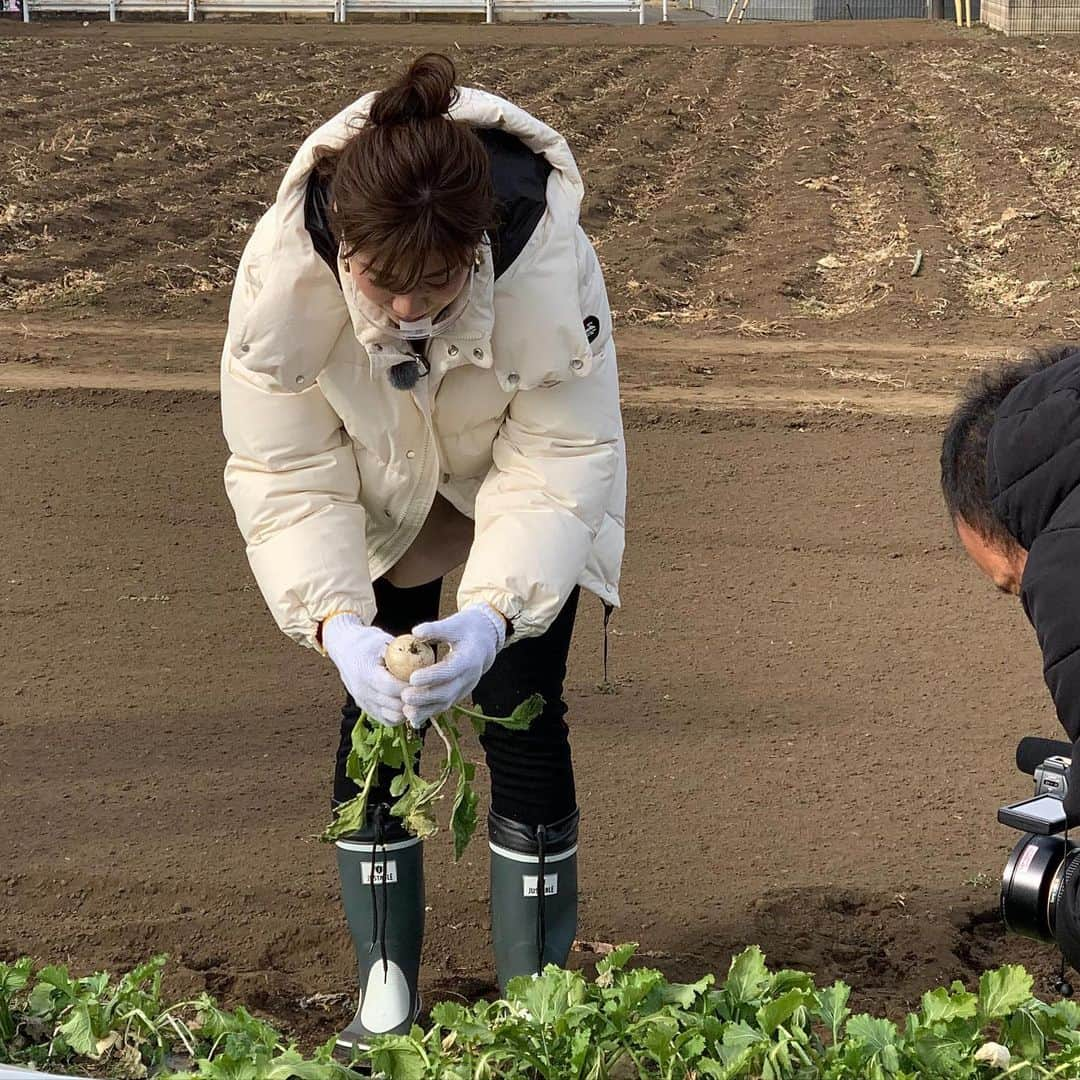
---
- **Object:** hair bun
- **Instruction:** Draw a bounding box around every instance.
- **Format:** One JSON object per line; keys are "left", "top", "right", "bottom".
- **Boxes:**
{"left": 369, "top": 53, "right": 458, "bottom": 127}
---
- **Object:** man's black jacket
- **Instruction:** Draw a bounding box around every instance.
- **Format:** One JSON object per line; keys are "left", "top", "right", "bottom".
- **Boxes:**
{"left": 988, "top": 352, "right": 1080, "bottom": 810}
{"left": 987, "top": 350, "right": 1080, "bottom": 962}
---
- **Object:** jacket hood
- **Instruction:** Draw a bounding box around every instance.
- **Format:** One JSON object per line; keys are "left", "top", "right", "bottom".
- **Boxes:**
{"left": 987, "top": 351, "right": 1080, "bottom": 550}
{"left": 226, "top": 88, "right": 585, "bottom": 394}
{"left": 280, "top": 86, "right": 583, "bottom": 206}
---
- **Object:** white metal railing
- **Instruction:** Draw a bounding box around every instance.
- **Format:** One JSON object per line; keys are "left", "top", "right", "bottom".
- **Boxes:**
{"left": 22, "top": 0, "right": 649, "bottom": 20}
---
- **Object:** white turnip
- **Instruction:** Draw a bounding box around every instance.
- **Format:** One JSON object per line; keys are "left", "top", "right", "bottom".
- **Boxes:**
{"left": 384, "top": 634, "right": 435, "bottom": 681}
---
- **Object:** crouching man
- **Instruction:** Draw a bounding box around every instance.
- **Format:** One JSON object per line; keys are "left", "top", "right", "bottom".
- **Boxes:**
{"left": 941, "top": 344, "right": 1080, "bottom": 968}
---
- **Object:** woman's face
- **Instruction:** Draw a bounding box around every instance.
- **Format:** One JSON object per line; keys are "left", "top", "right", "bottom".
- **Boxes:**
{"left": 349, "top": 251, "right": 471, "bottom": 325}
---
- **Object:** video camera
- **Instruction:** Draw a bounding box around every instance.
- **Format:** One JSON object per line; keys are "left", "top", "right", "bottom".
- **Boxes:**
{"left": 999, "top": 737, "right": 1079, "bottom": 942}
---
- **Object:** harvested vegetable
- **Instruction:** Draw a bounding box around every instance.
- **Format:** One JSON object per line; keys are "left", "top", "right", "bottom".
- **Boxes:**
{"left": 323, "top": 635, "right": 542, "bottom": 857}
{"left": 383, "top": 634, "right": 435, "bottom": 681}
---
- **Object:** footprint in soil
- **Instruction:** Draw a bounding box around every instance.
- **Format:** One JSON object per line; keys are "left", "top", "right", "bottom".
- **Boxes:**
{"left": 421, "top": 975, "right": 501, "bottom": 1020}
{"left": 952, "top": 904, "right": 1064, "bottom": 997}
{"left": 658, "top": 885, "right": 1064, "bottom": 1014}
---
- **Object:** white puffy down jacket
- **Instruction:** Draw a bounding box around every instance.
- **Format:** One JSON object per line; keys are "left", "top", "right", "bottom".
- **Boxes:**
{"left": 221, "top": 88, "right": 626, "bottom": 650}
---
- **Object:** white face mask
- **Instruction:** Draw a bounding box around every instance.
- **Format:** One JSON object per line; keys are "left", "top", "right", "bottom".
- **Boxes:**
{"left": 384, "top": 270, "right": 475, "bottom": 343}
{"left": 341, "top": 241, "right": 476, "bottom": 344}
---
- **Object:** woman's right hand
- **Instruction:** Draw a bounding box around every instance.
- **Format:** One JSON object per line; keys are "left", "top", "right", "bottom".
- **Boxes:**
{"left": 322, "top": 614, "right": 408, "bottom": 726}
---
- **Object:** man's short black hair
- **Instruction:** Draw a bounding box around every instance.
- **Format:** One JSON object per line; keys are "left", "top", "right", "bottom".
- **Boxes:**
{"left": 941, "top": 345, "right": 1080, "bottom": 547}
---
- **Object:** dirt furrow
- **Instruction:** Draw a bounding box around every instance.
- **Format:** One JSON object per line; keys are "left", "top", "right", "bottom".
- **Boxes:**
{"left": 574, "top": 49, "right": 710, "bottom": 235}
{"left": 13, "top": 48, "right": 275, "bottom": 130}
{"left": 877, "top": 45, "right": 1080, "bottom": 327}
{"left": 789, "top": 48, "right": 965, "bottom": 335}
{"left": 699, "top": 46, "right": 862, "bottom": 337}
{"left": 593, "top": 47, "right": 782, "bottom": 322}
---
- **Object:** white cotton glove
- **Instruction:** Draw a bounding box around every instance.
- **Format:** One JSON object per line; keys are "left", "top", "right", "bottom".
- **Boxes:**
{"left": 322, "top": 614, "right": 408, "bottom": 727}
{"left": 400, "top": 604, "right": 508, "bottom": 728}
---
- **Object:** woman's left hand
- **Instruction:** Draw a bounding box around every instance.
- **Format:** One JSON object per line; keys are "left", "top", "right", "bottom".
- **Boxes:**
{"left": 401, "top": 604, "right": 508, "bottom": 726}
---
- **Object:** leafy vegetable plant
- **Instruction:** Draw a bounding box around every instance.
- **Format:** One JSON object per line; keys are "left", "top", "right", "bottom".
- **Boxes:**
{"left": 322, "top": 634, "right": 543, "bottom": 857}
{"left": 0, "top": 954, "right": 359, "bottom": 1080}
{"left": 368, "top": 946, "right": 1080, "bottom": 1080}
{"left": 7, "top": 947, "right": 1080, "bottom": 1079}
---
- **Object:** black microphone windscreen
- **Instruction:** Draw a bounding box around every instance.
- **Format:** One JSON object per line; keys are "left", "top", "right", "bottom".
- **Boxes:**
{"left": 1016, "top": 736, "right": 1073, "bottom": 775}
{"left": 388, "top": 361, "right": 421, "bottom": 391}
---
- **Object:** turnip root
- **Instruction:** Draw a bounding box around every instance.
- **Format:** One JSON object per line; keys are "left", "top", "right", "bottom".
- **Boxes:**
{"left": 384, "top": 634, "right": 435, "bottom": 681}
{"left": 974, "top": 1042, "right": 1011, "bottom": 1071}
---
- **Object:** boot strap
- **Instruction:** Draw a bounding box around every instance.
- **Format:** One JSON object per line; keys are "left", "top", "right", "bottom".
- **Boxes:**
{"left": 487, "top": 806, "right": 579, "bottom": 855}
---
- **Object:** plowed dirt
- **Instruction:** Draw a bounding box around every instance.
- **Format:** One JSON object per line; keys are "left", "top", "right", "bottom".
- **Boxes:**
{"left": 1, "top": 17, "right": 1076, "bottom": 1045}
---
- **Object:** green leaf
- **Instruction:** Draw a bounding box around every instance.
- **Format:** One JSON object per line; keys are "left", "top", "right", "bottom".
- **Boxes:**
{"left": 769, "top": 969, "right": 816, "bottom": 995}
{"left": 1003, "top": 1006, "right": 1046, "bottom": 1061}
{"left": 323, "top": 791, "right": 370, "bottom": 842}
{"left": 0, "top": 958, "right": 32, "bottom": 995}
{"left": 724, "top": 946, "right": 770, "bottom": 1006}
{"left": 641, "top": 1017, "right": 681, "bottom": 1066}
{"left": 921, "top": 986, "right": 977, "bottom": 1026}
{"left": 846, "top": 1013, "right": 898, "bottom": 1046}
{"left": 698, "top": 1051, "right": 753, "bottom": 1079}
{"left": 978, "top": 965, "right": 1033, "bottom": 1023}
{"left": 263, "top": 1047, "right": 354, "bottom": 1079}
{"left": 504, "top": 693, "right": 545, "bottom": 729}
{"left": 911, "top": 1030, "right": 973, "bottom": 1075}
{"left": 816, "top": 980, "right": 851, "bottom": 1043}
{"left": 596, "top": 943, "right": 638, "bottom": 979}
{"left": 651, "top": 973, "right": 714, "bottom": 1009}
{"left": 193, "top": 1049, "right": 263, "bottom": 1080}
{"left": 518, "top": 966, "right": 588, "bottom": 1026}
{"left": 366, "top": 1034, "right": 428, "bottom": 1079}
{"left": 36, "top": 964, "right": 78, "bottom": 1002}
{"left": 450, "top": 765, "right": 479, "bottom": 861}
{"left": 605, "top": 966, "right": 664, "bottom": 1012}
{"left": 28, "top": 980, "right": 60, "bottom": 1016}
{"left": 58, "top": 1001, "right": 99, "bottom": 1056}
{"left": 721, "top": 1020, "right": 767, "bottom": 1057}
{"left": 846, "top": 1013, "right": 900, "bottom": 1072}
{"left": 757, "top": 989, "right": 809, "bottom": 1036}
{"left": 430, "top": 1002, "right": 496, "bottom": 1044}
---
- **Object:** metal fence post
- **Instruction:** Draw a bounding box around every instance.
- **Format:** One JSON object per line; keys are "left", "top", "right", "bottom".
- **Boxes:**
{"left": 188, "top": 0, "right": 195, "bottom": 19}
{"left": 109, "top": 0, "right": 117, "bottom": 19}
{"left": 485, "top": 0, "right": 492, "bottom": 20}
{"left": 22, "top": 0, "right": 29, "bottom": 19}
{"left": 638, "top": 0, "right": 644, "bottom": 21}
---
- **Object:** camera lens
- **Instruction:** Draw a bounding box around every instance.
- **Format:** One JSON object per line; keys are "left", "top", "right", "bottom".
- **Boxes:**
{"left": 1001, "top": 833, "right": 1080, "bottom": 941}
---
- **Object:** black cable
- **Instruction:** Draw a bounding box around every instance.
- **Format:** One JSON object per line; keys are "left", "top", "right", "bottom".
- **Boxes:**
{"left": 602, "top": 603, "right": 613, "bottom": 686}
{"left": 367, "top": 836, "right": 378, "bottom": 957}
{"left": 380, "top": 842, "right": 390, "bottom": 981}
{"left": 536, "top": 824, "right": 548, "bottom": 973}
{"left": 368, "top": 804, "right": 392, "bottom": 979}
{"left": 1059, "top": 826, "right": 1075, "bottom": 998}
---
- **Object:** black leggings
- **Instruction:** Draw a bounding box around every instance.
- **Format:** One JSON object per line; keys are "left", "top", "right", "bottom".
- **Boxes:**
{"left": 333, "top": 577, "right": 579, "bottom": 828}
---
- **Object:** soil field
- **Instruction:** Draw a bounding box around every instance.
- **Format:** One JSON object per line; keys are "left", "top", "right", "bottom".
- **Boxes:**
{"left": 5, "top": 20, "right": 1080, "bottom": 341}
{"left": 2, "top": 17, "right": 1079, "bottom": 1048}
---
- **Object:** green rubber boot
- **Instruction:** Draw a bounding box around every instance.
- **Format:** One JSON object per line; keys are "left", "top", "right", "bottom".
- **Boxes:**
{"left": 488, "top": 807, "right": 579, "bottom": 991}
{"left": 335, "top": 805, "right": 424, "bottom": 1056}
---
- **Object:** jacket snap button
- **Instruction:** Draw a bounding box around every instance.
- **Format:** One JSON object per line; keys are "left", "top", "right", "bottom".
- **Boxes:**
{"left": 371, "top": 343, "right": 383, "bottom": 353}
{"left": 442, "top": 472, "right": 450, "bottom": 484}
{"left": 295, "top": 375, "right": 306, "bottom": 385}
{"left": 406, "top": 450, "right": 416, "bottom": 460}
{"left": 473, "top": 348, "right": 484, "bottom": 360}
{"left": 507, "top": 371, "right": 520, "bottom": 384}
{"left": 571, "top": 358, "right": 584, "bottom": 371}
{"left": 384, "top": 509, "right": 393, "bottom": 518}
{"left": 448, "top": 345, "right": 460, "bottom": 358}
{"left": 241, "top": 343, "right": 250, "bottom": 353}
